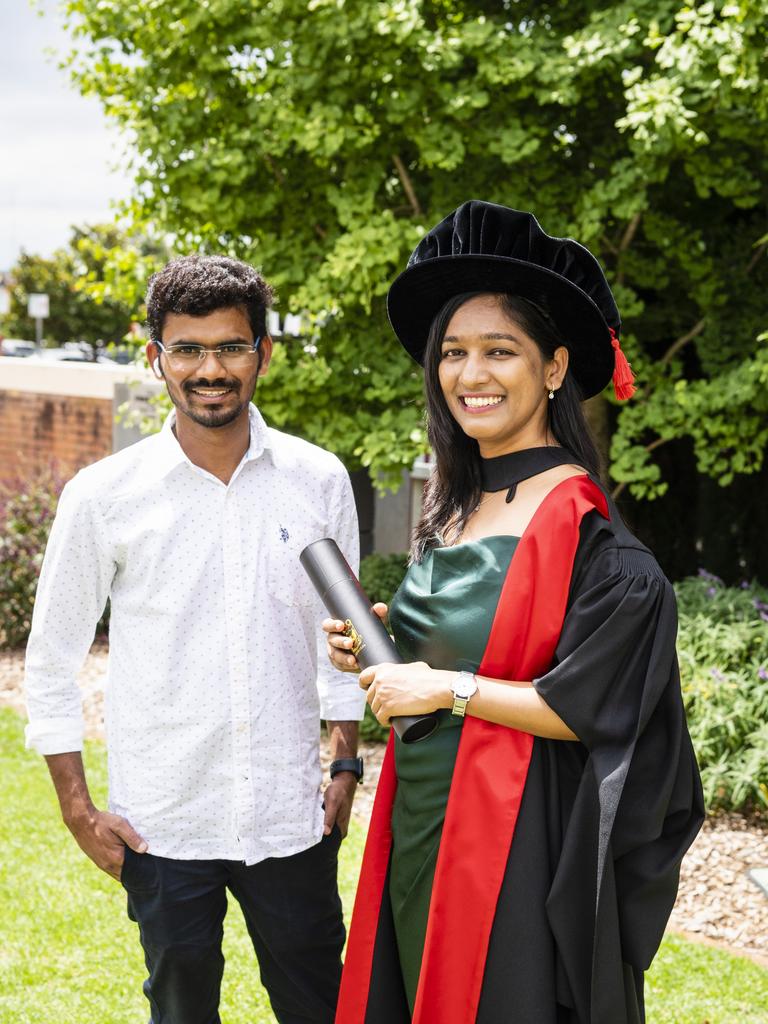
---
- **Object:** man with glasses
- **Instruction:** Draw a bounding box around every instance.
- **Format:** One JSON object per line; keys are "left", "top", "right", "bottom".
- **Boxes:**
{"left": 24, "top": 255, "right": 366, "bottom": 1024}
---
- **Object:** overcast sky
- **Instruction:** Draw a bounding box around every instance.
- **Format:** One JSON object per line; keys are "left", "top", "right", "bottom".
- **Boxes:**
{"left": 0, "top": 1, "right": 132, "bottom": 270}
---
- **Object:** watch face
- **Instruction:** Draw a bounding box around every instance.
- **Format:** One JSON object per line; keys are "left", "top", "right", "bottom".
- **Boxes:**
{"left": 454, "top": 672, "right": 477, "bottom": 699}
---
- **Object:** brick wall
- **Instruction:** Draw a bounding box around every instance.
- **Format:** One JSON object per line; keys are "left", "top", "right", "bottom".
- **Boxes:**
{"left": 0, "top": 359, "right": 157, "bottom": 486}
{"left": 0, "top": 389, "right": 113, "bottom": 483}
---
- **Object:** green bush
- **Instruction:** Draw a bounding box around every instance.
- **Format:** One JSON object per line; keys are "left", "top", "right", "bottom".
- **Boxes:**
{"left": 359, "top": 552, "right": 408, "bottom": 606}
{"left": 357, "top": 554, "right": 408, "bottom": 742}
{"left": 0, "top": 471, "right": 64, "bottom": 650}
{"left": 675, "top": 572, "right": 768, "bottom": 814}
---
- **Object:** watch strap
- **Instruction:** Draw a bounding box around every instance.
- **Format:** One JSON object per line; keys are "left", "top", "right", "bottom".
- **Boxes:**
{"left": 330, "top": 757, "right": 364, "bottom": 783}
{"left": 451, "top": 695, "right": 470, "bottom": 717}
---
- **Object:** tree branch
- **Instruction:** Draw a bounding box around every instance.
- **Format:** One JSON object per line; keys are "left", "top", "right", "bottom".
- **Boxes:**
{"left": 618, "top": 212, "right": 642, "bottom": 254}
{"left": 652, "top": 237, "right": 760, "bottom": 370}
{"left": 746, "top": 241, "right": 767, "bottom": 276}
{"left": 264, "top": 154, "right": 323, "bottom": 240}
{"left": 263, "top": 153, "right": 285, "bottom": 184}
{"left": 660, "top": 318, "right": 706, "bottom": 366}
{"left": 615, "top": 212, "right": 642, "bottom": 284}
{"left": 392, "top": 154, "right": 423, "bottom": 218}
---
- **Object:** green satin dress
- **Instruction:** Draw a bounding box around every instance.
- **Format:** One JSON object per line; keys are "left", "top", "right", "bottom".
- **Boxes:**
{"left": 387, "top": 535, "right": 519, "bottom": 1012}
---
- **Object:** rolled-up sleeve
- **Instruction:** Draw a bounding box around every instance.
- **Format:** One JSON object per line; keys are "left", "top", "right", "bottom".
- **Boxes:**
{"left": 315, "top": 465, "right": 367, "bottom": 722}
{"left": 24, "top": 478, "right": 114, "bottom": 754}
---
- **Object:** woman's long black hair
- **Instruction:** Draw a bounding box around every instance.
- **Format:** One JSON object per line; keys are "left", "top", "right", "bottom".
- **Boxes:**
{"left": 410, "top": 292, "right": 601, "bottom": 562}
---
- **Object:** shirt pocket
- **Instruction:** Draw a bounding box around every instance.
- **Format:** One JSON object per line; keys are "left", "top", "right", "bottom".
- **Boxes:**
{"left": 267, "top": 520, "right": 326, "bottom": 609}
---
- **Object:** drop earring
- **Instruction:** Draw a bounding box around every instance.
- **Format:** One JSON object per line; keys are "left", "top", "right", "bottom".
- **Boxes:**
{"left": 548, "top": 388, "right": 555, "bottom": 400}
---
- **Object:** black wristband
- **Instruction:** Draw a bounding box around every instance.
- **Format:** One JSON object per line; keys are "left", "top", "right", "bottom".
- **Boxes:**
{"left": 330, "top": 757, "right": 364, "bottom": 783}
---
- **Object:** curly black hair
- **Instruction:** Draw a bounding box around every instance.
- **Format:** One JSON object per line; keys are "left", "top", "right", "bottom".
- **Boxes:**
{"left": 145, "top": 254, "right": 275, "bottom": 343}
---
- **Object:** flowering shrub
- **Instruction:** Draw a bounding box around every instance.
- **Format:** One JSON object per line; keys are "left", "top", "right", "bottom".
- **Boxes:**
{"left": 0, "top": 469, "right": 65, "bottom": 650}
{"left": 676, "top": 573, "right": 768, "bottom": 814}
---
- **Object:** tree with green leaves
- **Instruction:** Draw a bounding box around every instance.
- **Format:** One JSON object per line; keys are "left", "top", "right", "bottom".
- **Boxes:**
{"left": 1, "top": 224, "right": 148, "bottom": 355}
{"left": 61, "top": 0, "right": 767, "bottom": 506}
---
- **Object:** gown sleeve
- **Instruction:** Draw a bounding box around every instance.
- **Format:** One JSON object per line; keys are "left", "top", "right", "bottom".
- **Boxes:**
{"left": 532, "top": 510, "right": 704, "bottom": 987}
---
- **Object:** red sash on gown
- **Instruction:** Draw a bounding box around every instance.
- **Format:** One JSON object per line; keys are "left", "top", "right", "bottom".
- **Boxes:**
{"left": 336, "top": 475, "right": 608, "bottom": 1024}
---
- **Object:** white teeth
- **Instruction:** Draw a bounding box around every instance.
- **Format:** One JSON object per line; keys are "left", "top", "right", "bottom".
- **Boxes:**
{"left": 193, "top": 389, "right": 229, "bottom": 396}
{"left": 463, "top": 395, "right": 503, "bottom": 408}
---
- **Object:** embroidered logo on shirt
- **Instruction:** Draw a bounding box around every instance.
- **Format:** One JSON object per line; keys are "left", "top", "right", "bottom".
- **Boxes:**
{"left": 279, "top": 526, "right": 290, "bottom": 543}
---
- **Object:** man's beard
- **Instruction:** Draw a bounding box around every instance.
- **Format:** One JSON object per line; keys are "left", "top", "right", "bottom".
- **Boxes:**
{"left": 167, "top": 375, "right": 252, "bottom": 429}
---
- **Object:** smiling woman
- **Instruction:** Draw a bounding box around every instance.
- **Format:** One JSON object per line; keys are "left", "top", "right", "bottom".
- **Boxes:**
{"left": 422, "top": 289, "right": 596, "bottom": 547}
{"left": 327, "top": 201, "right": 704, "bottom": 1024}
{"left": 437, "top": 294, "right": 565, "bottom": 454}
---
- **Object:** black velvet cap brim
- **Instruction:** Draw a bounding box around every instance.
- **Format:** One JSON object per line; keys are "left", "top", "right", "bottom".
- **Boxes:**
{"left": 387, "top": 255, "right": 615, "bottom": 400}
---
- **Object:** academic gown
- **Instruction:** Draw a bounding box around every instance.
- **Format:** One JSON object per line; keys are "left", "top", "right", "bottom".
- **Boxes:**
{"left": 388, "top": 533, "right": 520, "bottom": 1013}
{"left": 335, "top": 475, "right": 704, "bottom": 1024}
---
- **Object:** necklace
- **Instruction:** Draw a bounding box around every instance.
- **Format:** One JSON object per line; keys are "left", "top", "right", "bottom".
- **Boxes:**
{"left": 450, "top": 492, "right": 498, "bottom": 543}
{"left": 473, "top": 492, "right": 496, "bottom": 512}
{"left": 480, "top": 446, "right": 579, "bottom": 503}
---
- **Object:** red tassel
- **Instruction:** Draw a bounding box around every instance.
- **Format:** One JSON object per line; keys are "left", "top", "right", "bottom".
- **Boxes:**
{"left": 610, "top": 328, "right": 636, "bottom": 400}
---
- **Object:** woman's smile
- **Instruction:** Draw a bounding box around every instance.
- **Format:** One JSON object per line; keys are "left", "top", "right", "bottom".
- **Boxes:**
{"left": 459, "top": 393, "right": 505, "bottom": 411}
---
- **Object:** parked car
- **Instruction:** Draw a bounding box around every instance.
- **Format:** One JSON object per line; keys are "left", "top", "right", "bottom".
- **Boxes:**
{"left": 0, "top": 338, "right": 37, "bottom": 357}
{"left": 101, "top": 346, "right": 138, "bottom": 365}
{"left": 28, "top": 347, "right": 94, "bottom": 363}
{"left": 27, "top": 346, "right": 133, "bottom": 366}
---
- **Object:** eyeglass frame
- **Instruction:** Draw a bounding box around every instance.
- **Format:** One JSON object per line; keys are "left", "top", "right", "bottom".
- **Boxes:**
{"left": 154, "top": 338, "right": 263, "bottom": 365}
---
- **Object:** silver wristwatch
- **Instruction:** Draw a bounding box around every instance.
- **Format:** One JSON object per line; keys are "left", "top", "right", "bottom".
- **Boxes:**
{"left": 451, "top": 670, "right": 478, "bottom": 718}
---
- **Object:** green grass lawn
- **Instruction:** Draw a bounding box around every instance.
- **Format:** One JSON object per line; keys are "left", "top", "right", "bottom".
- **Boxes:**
{"left": 1, "top": 706, "right": 766, "bottom": 1023}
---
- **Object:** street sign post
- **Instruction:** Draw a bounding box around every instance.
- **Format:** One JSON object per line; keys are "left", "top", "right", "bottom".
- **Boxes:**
{"left": 28, "top": 293, "right": 49, "bottom": 345}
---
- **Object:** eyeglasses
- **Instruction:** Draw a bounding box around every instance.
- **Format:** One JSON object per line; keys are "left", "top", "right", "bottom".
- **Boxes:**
{"left": 156, "top": 339, "right": 261, "bottom": 368}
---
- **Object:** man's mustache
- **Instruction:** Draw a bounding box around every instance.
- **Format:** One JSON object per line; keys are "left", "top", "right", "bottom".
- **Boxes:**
{"left": 183, "top": 378, "right": 239, "bottom": 391}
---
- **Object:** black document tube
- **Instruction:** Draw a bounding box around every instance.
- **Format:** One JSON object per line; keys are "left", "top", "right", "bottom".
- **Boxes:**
{"left": 300, "top": 538, "right": 438, "bottom": 744}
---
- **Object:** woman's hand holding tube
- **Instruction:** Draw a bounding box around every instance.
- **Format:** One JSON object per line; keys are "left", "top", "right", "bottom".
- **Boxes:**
{"left": 357, "top": 662, "right": 579, "bottom": 740}
{"left": 323, "top": 603, "right": 389, "bottom": 672}
{"left": 359, "top": 662, "right": 454, "bottom": 725}
{"left": 324, "top": 602, "right": 578, "bottom": 740}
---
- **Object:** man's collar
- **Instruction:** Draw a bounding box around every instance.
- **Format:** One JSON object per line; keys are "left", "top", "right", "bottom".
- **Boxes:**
{"left": 244, "top": 403, "right": 273, "bottom": 461}
{"left": 147, "top": 403, "right": 272, "bottom": 482}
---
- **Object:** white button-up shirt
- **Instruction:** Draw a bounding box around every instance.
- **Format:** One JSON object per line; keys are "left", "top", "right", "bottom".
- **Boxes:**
{"left": 24, "top": 404, "right": 365, "bottom": 864}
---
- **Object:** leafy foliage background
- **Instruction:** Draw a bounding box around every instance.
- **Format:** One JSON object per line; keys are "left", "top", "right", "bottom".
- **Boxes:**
{"left": 2, "top": 226, "right": 136, "bottom": 352}
{"left": 0, "top": 0, "right": 758, "bottom": 576}
{"left": 57, "top": 0, "right": 768, "bottom": 490}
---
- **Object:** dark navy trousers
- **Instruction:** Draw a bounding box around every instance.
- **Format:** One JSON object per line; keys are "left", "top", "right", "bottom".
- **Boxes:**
{"left": 120, "top": 826, "right": 344, "bottom": 1024}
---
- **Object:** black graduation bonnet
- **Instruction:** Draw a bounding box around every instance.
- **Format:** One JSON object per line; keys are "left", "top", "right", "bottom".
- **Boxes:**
{"left": 387, "top": 200, "right": 635, "bottom": 400}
